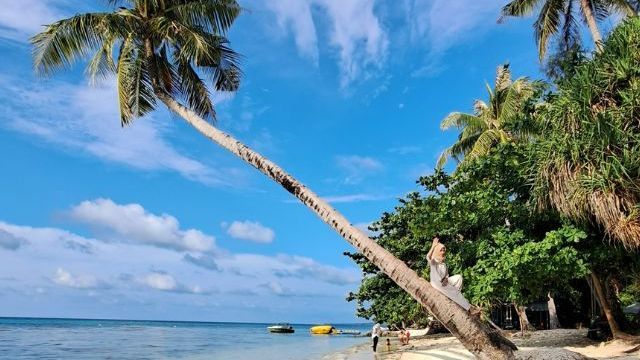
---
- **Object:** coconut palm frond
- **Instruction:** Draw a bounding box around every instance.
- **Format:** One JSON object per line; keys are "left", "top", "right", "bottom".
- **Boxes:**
{"left": 166, "top": 0, "right": 241, "bottom": 34}
{"left": 117, "top": 39, "right": 156, "bottom": 125}
{"left": 473, "top": 100, "right": 488, "bottom": 116}
{"left": 559, "top": 0, "right": 581, "bottom": 52}
{"left": 534, "top": 0, "right": 564, "bottom": 60}
{"left": 86, "top": 36, "right": 119, "bottom": 84}
{"left": 436, "top": 148, "right": 453, "bottom": 169}
{"left": 440, "top": 112, "right": 483, "bottom": 130}
{"left": 468, "top": 129, "right": 504, "bottom": 161}
{"left": 31, "top": 12, "right": 130, "bottom": 75}
{"left": 605, "top": 0, "right": 637, "bottom": 17}
{"left": 499, "top": 78, "right": 534, "bottom": 121}
{"left": 495, "top": 64, "right": 512, "bottom": 91}
{"left": 502, "top": 0, "right": 543, "bottom": 17}
{"left": 176, "top": 57, "right": 215, "bottom": 121}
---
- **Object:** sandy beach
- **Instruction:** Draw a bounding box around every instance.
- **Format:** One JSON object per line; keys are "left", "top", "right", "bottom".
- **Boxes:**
{"left": 325, "top": 329, "right": 640, "bottom": 360}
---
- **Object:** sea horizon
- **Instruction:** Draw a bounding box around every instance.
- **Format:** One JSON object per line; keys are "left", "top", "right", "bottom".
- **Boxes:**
{"left": 0, "top": 315, "right": 372, "bottom": 327}
{"left": 0, "top": 316, "right": 372, "bottom": 359}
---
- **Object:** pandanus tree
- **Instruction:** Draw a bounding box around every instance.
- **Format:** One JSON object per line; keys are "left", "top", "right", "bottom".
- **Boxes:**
{"left": 500, "top": 0, "right": 636, "bottom": 60}
{"left": 530, "top": 18, "right": 640, "bottom": 338}
{"left": 437, "top": 64, "right": 541, "bottom": 170}
{"left": 32, "top": 1, "right": 517, "bottom": 358}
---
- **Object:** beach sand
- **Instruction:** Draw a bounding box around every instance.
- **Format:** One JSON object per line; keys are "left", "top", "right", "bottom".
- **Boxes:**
{"left": 330, "top": 329, "right": 640, "bottom": 360}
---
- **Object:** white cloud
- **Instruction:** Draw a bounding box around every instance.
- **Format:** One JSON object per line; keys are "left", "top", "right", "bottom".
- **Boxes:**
{"left": 183, "top": 253, "right": 220, "bottom": 271}
{"left": 142, "top": 272, "right": 177, "bottom": 291}
{"left": 336, "top": 155, "right": 384, "bottom": 184}
{"left": 0, "top": 221, "right": 95, "bottom": 252}
{"left": 140, "top": 272, "right": 207, "bottom": 294}
{"left": 225, "top": 221, "right": 275, "bottom": 244}
{"left": 266, "top": 0, "right": 319, "bottom": 64}
{"left": 406, "top": 0, "right": 504, "bottom": 54}
{"left": 1, "top": 78, "right": 237, "bottom": 186}
{"left": 0, "top": 0, "right": 65, "bottom": 41}
{"left": 388, "top": 146, "right": 422, "bottom": 155}
{"left": 67, "top": 198, "right": 215, "bottom": 252}
{"left": 0, "top": 229, "right": 27, "bottom": 250}
{"left": 336, "top": 155, "right": 383, "bottom": 172}
{"left": 273, "top": 255, "right": 360, "bottom": 286}
{"left": 264, "top": 0, "right": 388, "bottom": 87}
{"left": 220, "top": 253, "right": 359, "bottom": 287}
{"left": 52, "top": 268, "right": 103, "bottom": 289}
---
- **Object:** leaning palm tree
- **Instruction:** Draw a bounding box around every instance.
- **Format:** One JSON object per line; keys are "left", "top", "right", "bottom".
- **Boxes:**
{"left": 437, "top": 64, "right": 540, "bottom": 169}
{"left": 500, "top": 0, "right": 636, "bottom": 60}
{"left": 31, "top": 1, "right": 516, "bottom": 358}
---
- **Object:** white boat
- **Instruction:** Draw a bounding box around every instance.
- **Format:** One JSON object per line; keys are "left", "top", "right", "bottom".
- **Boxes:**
{"left": 267, "top": 323, "right": 295, "bottom": 333}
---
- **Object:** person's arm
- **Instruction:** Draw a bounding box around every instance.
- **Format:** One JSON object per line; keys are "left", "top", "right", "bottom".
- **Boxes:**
{"left": 426, "top": 237, "right": 439, "bottom": 261}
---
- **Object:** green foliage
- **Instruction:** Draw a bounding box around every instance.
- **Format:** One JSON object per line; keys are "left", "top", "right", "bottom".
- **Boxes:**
{"left": 500, "top": 0, "right": 635, "bottom": 60}
{"left": 462, "top": 225, "right": 589, "bottom": 308}
{"left": 437, "top": 64, "right": 544, "bottom": 170}
{"left": 31, "top": 0, "right": 242, "bottom": 125}
{"left": 347, "top": 144, "right": 589, "bottom": 326}
{"left": 530, "top": 17, "right": 640, "bottom": 248}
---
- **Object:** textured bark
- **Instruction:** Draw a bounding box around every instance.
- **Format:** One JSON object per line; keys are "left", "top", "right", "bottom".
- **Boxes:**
{"left": 590, "top": 270, "right": 623, "bottom": 338}
{"left": 580, "top": 0, "right": 604, "bottom": 51}
{"left": 548, "top": 292, "right": 560, "bottom": 329}
{"left": 605, "top": 275, "right": 629, "bottom": 331}
{"left": 158, "top": 93, "right": 517, "bottom": 359}
{"left": 515, "top": 304, "right": 535, "bottom": 332}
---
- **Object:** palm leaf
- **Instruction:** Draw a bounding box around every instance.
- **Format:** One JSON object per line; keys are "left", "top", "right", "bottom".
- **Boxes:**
{"left": 605, "top": 0, "right": 637, "bottom": 16}
{"left": 440, "top": 112, "right": 483, "bottom": 130}
{"left": 117, "top": 39, "right": 156, "bottom": 125}
{"left": 176, "top": 57, "right": 215, "bottom": 120}
{"left": 534, "top": 0, "right": 564, "bottom": 60}
{"left": 501, "top": 0, "right": 543, "bottom": 17}
{"left": 436, "top": 148, "right": 453, "bottom": 169}
{"left": 166, "top": 0, "right": 241, "bottom": 34}
{"left": 31, "top": 13, "right": 130, "bottom": 75}
{"left": 468, "top": 129, "right": 505, "bottom": 160}
{"left": 495, "top": 64, "right": 512, "bottom": 91}
{"left": 86, "top": 36, "right": 119, "bottom": 84}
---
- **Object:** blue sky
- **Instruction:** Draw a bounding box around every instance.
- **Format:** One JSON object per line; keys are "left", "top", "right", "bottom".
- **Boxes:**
{"left": 0, "top": 0, "right": 606, "bottom": 323}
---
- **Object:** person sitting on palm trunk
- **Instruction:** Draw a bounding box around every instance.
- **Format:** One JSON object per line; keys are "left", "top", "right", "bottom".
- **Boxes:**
{"left": 426, "top": 236, "right": 481, "bottom": 316}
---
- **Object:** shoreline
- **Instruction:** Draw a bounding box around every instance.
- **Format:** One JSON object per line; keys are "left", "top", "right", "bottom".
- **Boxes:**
{"left": 325, "top": 329, "right": 640, "bottom": 360}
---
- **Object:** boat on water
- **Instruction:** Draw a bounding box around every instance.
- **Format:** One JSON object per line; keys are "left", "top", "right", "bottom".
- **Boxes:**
{"left": 335, "top": 329, "right": 361, "bottom": 335}
{"left": 267, "top": 323, "right": 295, "bottom": 333}
{"left": 309, "top": 324, "right": 336, "bottom": 334}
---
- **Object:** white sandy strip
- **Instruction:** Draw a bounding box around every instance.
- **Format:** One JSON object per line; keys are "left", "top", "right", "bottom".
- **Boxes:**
{"left": 399, "top": 346, "right": 473, "bottom": 360}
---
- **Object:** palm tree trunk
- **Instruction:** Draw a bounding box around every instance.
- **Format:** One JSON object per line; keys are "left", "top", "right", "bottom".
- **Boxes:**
{"left": 580, "top": 0, "right": 604, "bottom": 51}
{"left": 547, "top": 292, "right": 560, "bottom": 329}
{"left": 156, "top": 92, "right": 517, "bottom": 359}
{"left": 590, "top": 270, "right": 624, "bottom": 338}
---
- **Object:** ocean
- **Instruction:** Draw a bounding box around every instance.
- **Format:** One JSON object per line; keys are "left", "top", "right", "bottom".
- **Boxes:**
{"left": 0, "top": 318, "right": 372, "bottom": 359}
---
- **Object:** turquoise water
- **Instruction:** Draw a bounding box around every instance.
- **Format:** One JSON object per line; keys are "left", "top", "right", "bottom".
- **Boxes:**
{"left": 0, "top": 318, "right": 371, "bottom": 359}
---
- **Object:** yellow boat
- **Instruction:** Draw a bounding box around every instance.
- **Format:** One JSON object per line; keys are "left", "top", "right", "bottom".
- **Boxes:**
{"left": 309, "top": 325, "right": 336, "bottom": 334}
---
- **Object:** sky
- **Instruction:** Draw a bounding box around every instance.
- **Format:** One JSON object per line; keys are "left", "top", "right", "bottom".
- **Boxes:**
{"left": 0, "top": 0, "right": 607, "bottom": 323}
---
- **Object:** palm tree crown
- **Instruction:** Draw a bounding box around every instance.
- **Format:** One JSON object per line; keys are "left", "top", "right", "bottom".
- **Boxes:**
{"left": 31, "top": 0, "right": 242, "bottom": 125}
{"left": 500, "top": 0, "right": 636, "bottom": 60}
{"left": 437, "top": 64, "right": 540, "bottom": 169}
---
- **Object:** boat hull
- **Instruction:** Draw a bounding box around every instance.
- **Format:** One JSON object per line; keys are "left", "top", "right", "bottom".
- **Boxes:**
{"left": 268, "top": 326, "right": 295, "bottom": 333}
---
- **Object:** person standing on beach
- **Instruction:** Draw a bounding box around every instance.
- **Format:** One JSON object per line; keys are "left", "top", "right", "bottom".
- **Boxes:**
{"left": 426, "top": 237, "right": 480, "bottom": 315}
{"left": 371, "top": 322, "right": 382, "bottom": 352}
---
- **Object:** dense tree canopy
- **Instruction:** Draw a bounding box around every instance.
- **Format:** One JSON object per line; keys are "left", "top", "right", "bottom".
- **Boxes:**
{"left": 530, "top": 17, "right": 640, "bottom": 249}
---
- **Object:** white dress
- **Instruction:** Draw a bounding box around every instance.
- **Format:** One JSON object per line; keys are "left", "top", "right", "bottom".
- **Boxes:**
{"left": 428, "top": 256, "right": 471, "bottom": 310}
